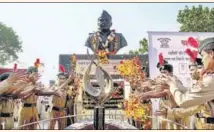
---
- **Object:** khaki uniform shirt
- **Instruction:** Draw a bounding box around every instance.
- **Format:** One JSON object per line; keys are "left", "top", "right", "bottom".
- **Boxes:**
{"left": 170, "top": 74, "right": 214, "bottom": 108}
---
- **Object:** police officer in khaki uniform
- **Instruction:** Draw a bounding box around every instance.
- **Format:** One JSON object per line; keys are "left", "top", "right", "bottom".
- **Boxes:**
{"left": 0, "top": 72, "right": 27, "bottom": 129}
{"left": 163, "top": 37, "right": 214, "bottom": 129}
{"left": 156, "top": 61, "right": 180, "bottom": 129}
{"left": 18, "top": 67, "right": 64, "bottom": 130}
{"left": 49, "top": 71, "right": 73, "bottom": 129}
{"left": 155, "top": 58, "right": 204, "bottom": 129}
{"left": 139, "top": 60, "right": 187, "bottom": 129}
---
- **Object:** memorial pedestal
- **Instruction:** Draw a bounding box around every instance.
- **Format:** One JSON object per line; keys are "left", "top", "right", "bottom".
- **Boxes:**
{"left": 65, "top": 119, "right": 137, "bottom": 130}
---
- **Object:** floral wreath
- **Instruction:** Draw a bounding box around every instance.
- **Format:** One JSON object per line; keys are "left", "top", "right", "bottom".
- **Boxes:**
{"left": 91, "top": 29, "right": 119, "bottom": 64}
{"left": 114, "top": 57, "right": 145, "bottom": 81}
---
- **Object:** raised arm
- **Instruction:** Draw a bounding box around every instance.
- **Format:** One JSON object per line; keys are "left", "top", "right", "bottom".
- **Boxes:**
{"left": 140, "top": 89, "right": 167, "bottom": 100}
{"left": 9, "top": 81, "right": 29, "bottom": 95}
{"left": 36, "top": 88, "right": 64, "bottom": 97}
{"left": 58, "top": 76, "right": 73, "bottom": 90}
{"left": 0, "top": 71, "right": 25, "bottom": 94}
{"left": 167, "top": 105, "right": 204, "bottom": 119}
{"left": 17, "top": 85, "right": 37, "bottom": 98}
{"left": 0, "top": 80, "right": 12, "bottom": 94}
{"left": 169, "top": 74, "right": 214, "bottom": 108}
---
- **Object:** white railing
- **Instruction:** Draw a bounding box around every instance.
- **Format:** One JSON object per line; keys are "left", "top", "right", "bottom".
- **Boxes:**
{"left": 13, "top": 114, "right": 188, "bottom": 130}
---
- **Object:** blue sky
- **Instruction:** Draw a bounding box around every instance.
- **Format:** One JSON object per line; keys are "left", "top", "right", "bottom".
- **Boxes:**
{"left": 0, "top": 3, "right": 213, "bottom": 85}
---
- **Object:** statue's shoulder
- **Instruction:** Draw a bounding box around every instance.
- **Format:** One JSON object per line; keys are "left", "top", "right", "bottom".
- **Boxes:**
{"left": 115, "top": 32, "right": 126, "bottom": 40}
{"left": 114, "top": 32, "right": 127, "bottom": 47}
{"left": 86, "top": 33, "right": 93, "bottom": 39}
{"left": 86, "top": 33, "right": 97, "bottom": 42}
{"left": 115, "top": 32, "right": 122, "bottom": 36}
{"left": 85, "top": 33, "right": 96, "bottom": 47}
{"left": 114, "top": 32, "right": 124, "bottom": 38}
{"left": 87, "top": 31, "right": 124, "bottom": 37}
{"left": 88, "top": 32, "right": 95, "bottom": 36}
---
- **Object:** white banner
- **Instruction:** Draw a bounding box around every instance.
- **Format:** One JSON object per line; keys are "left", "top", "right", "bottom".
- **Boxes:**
{"left": 148, "top": 31, "right": 214, "bottom": 87}
{"left": 148, "top": 31, "right": 214, "bottom": 129}
{"left": 76, "top": 60, "right": 122, "bottom": 75}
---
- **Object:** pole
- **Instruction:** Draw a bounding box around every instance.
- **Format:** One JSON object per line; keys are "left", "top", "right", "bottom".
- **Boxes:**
{"left": 93, "top": 106, "right": 105, "bottom": 130}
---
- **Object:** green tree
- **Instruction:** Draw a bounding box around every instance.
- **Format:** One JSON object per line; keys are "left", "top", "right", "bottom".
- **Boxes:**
{"left": 129, "top": 50, "right": 139, "bottom": 55}
{"left": 177, "top": 5, "right": 214, "bottom": 32}
{"left": 128, "top": 38, "right": 148, "bottom": 55}
{"left": 0, "top": 22, "right": 23, "bottom": 66}
{"left": 138, "top": 38, "right": 148, "bottom": 54}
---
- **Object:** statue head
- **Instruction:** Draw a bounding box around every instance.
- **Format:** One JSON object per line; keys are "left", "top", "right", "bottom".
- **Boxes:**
{"left": 98, "top": 10, "right": 112, "bottom": 30}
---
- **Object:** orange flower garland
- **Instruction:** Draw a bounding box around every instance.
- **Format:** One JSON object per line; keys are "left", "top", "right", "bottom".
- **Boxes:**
{"left": 70, "top": 54, "right": 77, "bottom": 72}
{"left": 91, "top": 30, "right": 118, "bottom": 65}
{"left": 115, "top": 57, "right": 151, "bottom": 129}
{"left": 123, "top": 96, "right": 152, "bottom": 129}
{"left": 123, "top": 97, "right": 146, "bottom": 122}
{"left": 96, "top": 50, "right": 109, "bottom": 64}
{"left": 115, "top": 57, "right": 145, "bottom": 81}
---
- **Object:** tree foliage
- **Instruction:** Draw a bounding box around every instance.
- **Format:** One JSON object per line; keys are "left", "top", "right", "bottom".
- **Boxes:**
{"left": 128, "top": 38, "right": 148, "bottom": 55}
{"left": 129, "top": 50, "right": 140, "bottom": 55}
{"left": 177, "top": 5, "right": 214, "bottom": 32}
{"left": 0, "top": 22, "right": 23, "bottom": 66}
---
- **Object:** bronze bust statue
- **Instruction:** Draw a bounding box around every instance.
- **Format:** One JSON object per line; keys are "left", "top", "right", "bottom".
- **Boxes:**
{"left": 85, "top": 10, "right": 128, "bottom": 55}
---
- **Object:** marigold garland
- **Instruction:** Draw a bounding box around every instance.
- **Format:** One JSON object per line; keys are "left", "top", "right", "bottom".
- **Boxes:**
{"left": 115, "top": 57, "right": 145, "bottom": 81}
{"left": 123, "top": 97, "right": 147, "bottom": 122}
{"left": 115, "top": 57, "right": 152, "bottom": 129}
{"left": 91, "top": 30, "right": 118, "bottom": 65}
{"left": 96, "top": 50, "right": 109, "bottom": 64}
{"left": 70, "top": 54, "right": 77, "bottom": 72}
{"left": 123, "top": 96, "right": 152, "bottom": 129}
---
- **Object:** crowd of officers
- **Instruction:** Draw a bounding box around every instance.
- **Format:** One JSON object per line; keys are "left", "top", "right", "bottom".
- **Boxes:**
{"left": 0, "top": 66, "right": 80, "bottom": 130}
{"left": 128, "top": 37, "right": 214, "bottom": 129}
{"left": 1, "top": 37, "right": 214, "bottom": 130}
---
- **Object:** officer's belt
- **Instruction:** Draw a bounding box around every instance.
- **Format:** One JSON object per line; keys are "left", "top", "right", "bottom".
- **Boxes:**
{"left": 0, "top": 112, "right": 13, "bottom": 118}
{"left": 67, "top": 96, "right": 73, "bottom": 100}
{"left": 23, "top": 103, "right": 37, "bottom": 107}
{"left": 141, "top": 100, "right": 151, "bottom": 104}
{"left": 0, "top": 94, "right": 17, "bottom": 100}
{"left": 52, "top": 106, "right": 65, "bottom": 112}
{"left": 41, "top": 101, "right": 49, "bottom": 104}
{"left": 197, "top": 117, "right": 214, "bottom": 124}
{"left": 161, "top": 97, "right": 168, "bottom": 100}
